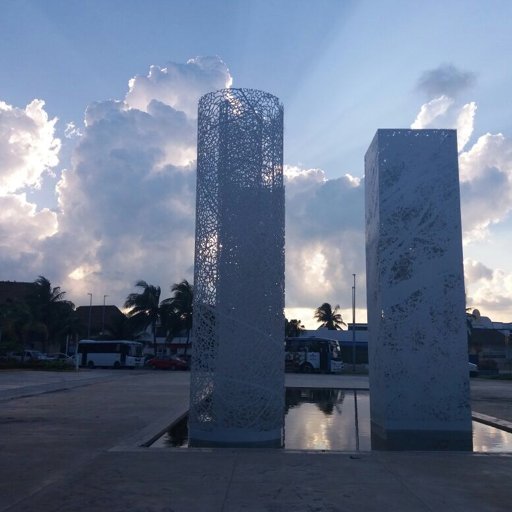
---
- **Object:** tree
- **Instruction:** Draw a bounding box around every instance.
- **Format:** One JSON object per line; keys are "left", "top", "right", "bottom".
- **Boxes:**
{"left": 27, "top": 276, "right": 75, "bottom": 352}
{"left": 0, "top": 300, "right": 34, "bottom": 352}
{"left": 0, "top": 276, "right": 75, "bottom": 354}
{"left": 314, "top": 303, "right": 346, "bottom": 330}
{"left": 124, "top": 281, "right": 163, "bottom": 356}
{"left": 162, "top": 279, "right": 193, "bottom": 356}
{"left": 285, "top": 318, "right": 305, "bottom": 337}
{"left": 104, "top": 314, "right": 138, "bottom": 341}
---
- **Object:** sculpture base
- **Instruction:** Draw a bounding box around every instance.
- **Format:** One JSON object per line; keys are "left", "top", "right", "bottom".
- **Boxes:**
{"left": 189, "top": 427, "right": 283, "bottom": 448}
{"left": 371, "top": 421, "right": 473, "bottom": 451}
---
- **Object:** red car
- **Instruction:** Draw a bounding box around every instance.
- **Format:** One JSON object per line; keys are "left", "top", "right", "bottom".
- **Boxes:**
{"left": 146, "top": 355, "right": 188, "bottom": 371}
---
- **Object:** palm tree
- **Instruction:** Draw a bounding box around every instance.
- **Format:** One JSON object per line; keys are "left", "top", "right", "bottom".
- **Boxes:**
{"left": 162, "top": 279, "right": 193, "bottom": 355}
{"left": 285, "top": 318, "right": 305, "bottom": 337}
{"left": 0, "top": 300, "right": 34, "bottom": 352}
{"left": 314, "top": 303, "right": 346, "bottom": 330}
{"left": 124, "top": 281, "right": 163, "bottom": 356}
{"left": 27, "top": 276, "right": 75, "bottom": 352}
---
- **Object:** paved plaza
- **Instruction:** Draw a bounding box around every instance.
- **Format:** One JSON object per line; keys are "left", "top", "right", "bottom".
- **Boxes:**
{"left": 1, "top": 370, "right": 511, "bottom": 511}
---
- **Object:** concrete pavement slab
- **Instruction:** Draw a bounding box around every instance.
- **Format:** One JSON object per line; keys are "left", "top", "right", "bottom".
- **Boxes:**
{"left": 1, "top": 371, "right": 512, "bottom": 511}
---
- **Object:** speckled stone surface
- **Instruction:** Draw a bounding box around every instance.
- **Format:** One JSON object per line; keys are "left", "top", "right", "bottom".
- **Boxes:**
{"left": 365, "top": 129, "right": 472, "bottom": 449}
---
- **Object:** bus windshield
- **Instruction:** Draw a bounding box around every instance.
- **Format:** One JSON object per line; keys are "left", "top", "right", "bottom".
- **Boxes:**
{"left": 329, "top": 340, "right": 342, "bottom": 361}
{"left": 129, "top": 344, "right": 143, "bottom": 357}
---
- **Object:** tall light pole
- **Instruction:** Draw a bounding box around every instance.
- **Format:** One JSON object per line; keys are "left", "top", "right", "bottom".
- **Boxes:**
{"left": 102, "top": 295, "right": 108, "bottom": 335}
{"left": 87, "top": 293, "right": 92, "bottom": 338}
{"left": 352, "top": 274, "right": 356, "bottom": 372}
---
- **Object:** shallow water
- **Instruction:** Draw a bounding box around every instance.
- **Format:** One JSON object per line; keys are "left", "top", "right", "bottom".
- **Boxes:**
{"left": 152, "top": 387, "right": 512, "bottom": 452}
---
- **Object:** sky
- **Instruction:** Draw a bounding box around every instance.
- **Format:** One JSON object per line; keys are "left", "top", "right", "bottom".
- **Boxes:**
{"left": 1, "top": 0, "right": 512, "bottom": 328}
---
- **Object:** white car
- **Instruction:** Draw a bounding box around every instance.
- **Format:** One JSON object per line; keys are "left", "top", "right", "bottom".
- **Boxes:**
{"left": 7, "top": 350, "right": 48, "bottom": 362}
{"left": 469, "top": 362, "right": 479, "bottom": 377}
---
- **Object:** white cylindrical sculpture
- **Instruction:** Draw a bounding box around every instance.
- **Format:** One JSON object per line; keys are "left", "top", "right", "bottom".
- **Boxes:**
{"left": 189, "top": 88, "right": 285, "bottom": 447}
{"left": 365, "top": 129, "right": 472, "bottom": 450}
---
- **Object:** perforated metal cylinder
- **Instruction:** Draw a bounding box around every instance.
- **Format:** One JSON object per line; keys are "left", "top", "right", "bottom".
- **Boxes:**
{"left": 189, "top": 88, "right": 285, "bottom": 446}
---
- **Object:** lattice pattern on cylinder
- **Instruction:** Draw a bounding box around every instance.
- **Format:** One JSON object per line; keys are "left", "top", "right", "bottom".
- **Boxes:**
{"left": 189, "top": 88, "right": 285, "bottom": 446}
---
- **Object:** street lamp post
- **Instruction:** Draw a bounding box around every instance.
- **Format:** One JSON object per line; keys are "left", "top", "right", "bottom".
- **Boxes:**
{"left": 352, "top": 274, "right": 356, "bottom": 372}
{"left": 87, "top": 293, "right": 92, "bottom": 338}
{"left": 102, "top": 295, "right": 108, "bottom": 335}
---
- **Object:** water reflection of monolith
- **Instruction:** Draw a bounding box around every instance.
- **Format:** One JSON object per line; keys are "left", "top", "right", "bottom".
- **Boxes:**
{"left": 189, "top": 88, "right": 285, "bottom": 447}
{"left": 365, "top": 129, "right": 472, "bottom": 450}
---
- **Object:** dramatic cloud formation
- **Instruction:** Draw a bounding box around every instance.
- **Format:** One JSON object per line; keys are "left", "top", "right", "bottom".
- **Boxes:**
{"left": 0, "top": 193, "right": 58, "bottom": 273}
{"left": 0, "top": 99, "right": 60, "bottom": 276}
{"left": 411, "top": 95, "right": 454, "bottom": 130}
{"left": 416, "top": 63, "right": 476, "bottom": 98}
{"left": 284, "top": 166, "right": 365, "bottom": 324}
{"left": 411, "top": 95, "right": 477, "bottom": 151}
{"left": 459, "top": 133, "right": 512, "bottom": 241}
{"left": 410, "top": 92, "right": 512, "bottom": 242}
{"left": 466, "top": 265, "right": 512, "bottom": 313}
{"left": 464, "top": 259, "right": 493, "bottom": 283}
{"left": 0, "top": 99, "right": 60, "bottom": 194}
{"left": 125, "top": 56, "right": 233, "bottom": 118}
{"left": 412, "top": 70, "right": 512, "bottom": 320}
{"left": 1, "top": 57, "right": 512, "bottom": 325}
{"left": 47, "top": 57, "right": 232, "bottom": 304}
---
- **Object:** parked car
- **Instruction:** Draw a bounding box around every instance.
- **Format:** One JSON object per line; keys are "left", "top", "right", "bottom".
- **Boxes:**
{"left": 45, "top": 353, "right": 75, "bottom": 365}
{"left": 7, "top": 350, "right": 48, "bottom": 362}
{"left": 469, "top": 361, "right": 479, "bottom": 377}
{"left": 146, "top": 355, "right": 189, "bottom": 371}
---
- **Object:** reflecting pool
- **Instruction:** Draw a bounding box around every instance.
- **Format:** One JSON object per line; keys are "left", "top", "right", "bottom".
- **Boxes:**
{"left": 152, "top": 387, "right": 512, "bottom": 452}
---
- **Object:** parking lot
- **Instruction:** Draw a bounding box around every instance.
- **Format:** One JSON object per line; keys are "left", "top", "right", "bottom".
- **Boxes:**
{"left": 1, "top": 370, "right": 511, "bottom": 511}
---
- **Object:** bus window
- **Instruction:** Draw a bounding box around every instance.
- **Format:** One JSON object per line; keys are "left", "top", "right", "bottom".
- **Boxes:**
{"left": 285, "top": 337, "right": 344, "bottom": 374}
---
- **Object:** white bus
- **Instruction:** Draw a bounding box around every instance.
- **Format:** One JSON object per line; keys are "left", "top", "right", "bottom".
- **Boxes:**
{"left": 77, "top": 340, "right": 144, "bottom": 369}
{"left": 285, "top": 337, "right": 344, "bottom": 374}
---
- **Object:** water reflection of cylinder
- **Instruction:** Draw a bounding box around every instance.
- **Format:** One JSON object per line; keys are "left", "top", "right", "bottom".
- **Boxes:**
{"left": 189, "top": 88, "right": 285, "bottom": 447}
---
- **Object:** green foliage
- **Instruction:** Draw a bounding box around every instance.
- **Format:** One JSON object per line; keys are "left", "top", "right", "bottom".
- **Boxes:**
{"left": 123, "top": 278, "right": 194, "bottom": 356}
{"left": 0, "top": 275, "right": 77, "bottom": 351}
{"left": 161, "top": 279, "right": 194, "bottom": 355}
{"left": 314, "top": 303, "right": 346, "bottom": 330}
{"left": 285, "top": 318, "right": 305, "bottom": 337}
{"left": 124, "top": 280, "right": 163, "bottom": 355}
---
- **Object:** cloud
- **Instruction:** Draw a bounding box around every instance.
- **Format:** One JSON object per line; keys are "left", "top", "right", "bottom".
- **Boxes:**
{"left": 2, "top": 55, "right": 511, "bottom": 328}
{"left": 456, "top": 102, "right": 478, "bottom": 152}
{"left": 64, "top": 122, "right": 82, "bottom": 139}
{"left": 45, "top": 55, "right": 367, "bottom": 315}
{"left": 41, "top": 57, "right": 232, "bottom": 305}
{"left": 466, "top": 264, "right": 512, "bottom": 314}
{"left": 411, "top": 95, "right": 454, "bottom": 129}
{"left": 459, "top": 133, "right": 512, "bottom": 241}
{"left": 0, "top": 99, "right": 60, "bottom": 194}
{"left": 410, "top": 91, "right": 512, "bottom": 320}
{"left": 411, "top": 94, "right": 512, "bottom": 244}
{"left": 416, "top": 64, "right": 476, "bottom": 98}
{"left": 0, "top": 99, "right": 60, "bottom": 280}
{"left": 0, "top": 193, "right": 58, "bottom": 275}
{"left": 284, "top": 165, "right": 365, "bottom": 317}
{"left": 410, "top": 95, "right": 476, "bottom": 151}
{"left": 464, "top": 259, "right": 493, "bottom": 283}
{"left": 125, "top": 56, "right": 233, "bottom": 118}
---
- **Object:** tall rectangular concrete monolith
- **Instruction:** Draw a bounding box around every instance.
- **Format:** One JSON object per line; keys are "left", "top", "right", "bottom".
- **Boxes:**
{"left": 365, "top": 129, "right": 472, "bottom": 450}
